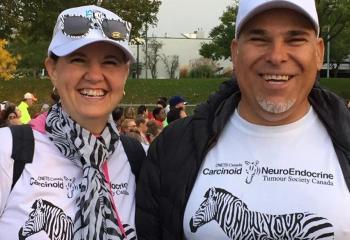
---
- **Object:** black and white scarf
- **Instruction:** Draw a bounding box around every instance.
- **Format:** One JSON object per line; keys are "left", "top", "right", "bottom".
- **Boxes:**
{"left": 46, "top": 103, "right": 123, "bottom": 240}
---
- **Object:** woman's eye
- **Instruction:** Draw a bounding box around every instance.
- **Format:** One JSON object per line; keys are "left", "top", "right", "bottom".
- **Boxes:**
{"left": 70, "top": 57, "right": 85, "bottom": 63}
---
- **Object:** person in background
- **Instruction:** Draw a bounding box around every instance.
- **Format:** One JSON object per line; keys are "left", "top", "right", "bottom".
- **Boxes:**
{"left": 0, "top": 101, "right": 22, "bottom": 127}
{"left": 33, "top": 103, "right": 50, "bottom": 118}
{"left": 120, "top": 118, "right": 137, "bottom": 134}
{"left": 0, "top": 5, "right": 145, "bottom": 240}
{"left": 137, "top": 105, "right": 149, "bottom": 119}
{"left": 152, "top": 106, "right": 166, "bottom": 127}
{"left": 135, "top": 114, "right": 149, "bottom": 150}
{"left": 123, "top": 106, "right": 136, "bottom": 120}
{"left": 145, "top": 120, "right": 162, "bottom": 144}
{"left": 112, "top": 106, "right": 124, "bottom": 131}
{"left": 166, "top": 107, "right": 187, "bottom": 124}
{"left": 168, "top": 95, "right": 187, "bottom": 111}
{"left": 17, "top": 92, "right": 37, "bottom": 124}
{"left": 158, "top": 96, "right": 170, "bottom": 115}
{"left": 136, "top": 0, "right": 350, "bottom": 239}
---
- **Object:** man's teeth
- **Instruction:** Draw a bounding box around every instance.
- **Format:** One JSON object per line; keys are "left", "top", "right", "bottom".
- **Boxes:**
{"left": 262, "top": 74, "right": 290, "bottom": 81}
{"left": 80, "top": 89, "right": 105, "bottom": 97}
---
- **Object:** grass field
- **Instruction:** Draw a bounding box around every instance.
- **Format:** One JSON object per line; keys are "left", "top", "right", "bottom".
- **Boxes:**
{"left": 1, "top": 77, "right": 349, "bottom": 114}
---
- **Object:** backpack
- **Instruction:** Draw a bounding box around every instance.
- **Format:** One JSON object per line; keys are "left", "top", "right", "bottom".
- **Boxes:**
{"left": 9, "top": 124, "right": 145, "bottom": 190}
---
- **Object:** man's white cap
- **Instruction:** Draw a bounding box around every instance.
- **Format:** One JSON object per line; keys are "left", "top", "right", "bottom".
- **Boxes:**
{"left": 48, "top": 5, "right": 135, "bottom": 62}
{"left": 235, "top": 0, "right": 320, "bottom": 38}
{"left": 24, "top": 92, "right": 38, "bottom": 101}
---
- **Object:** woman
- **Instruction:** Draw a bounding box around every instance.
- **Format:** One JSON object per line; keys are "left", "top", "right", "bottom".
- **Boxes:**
{"left": 0, "top": 5, "right": 145, "bottom": 240}
{"left": 0, "top": 101, "right": 22, "bottom": 127}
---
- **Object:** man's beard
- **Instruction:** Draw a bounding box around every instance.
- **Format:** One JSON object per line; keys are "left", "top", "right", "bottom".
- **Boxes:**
{"left": 257, "top": 97, "right": 295, "bottom": 114}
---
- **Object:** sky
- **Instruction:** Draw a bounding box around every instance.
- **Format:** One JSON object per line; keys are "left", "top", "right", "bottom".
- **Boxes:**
{"left": 148, "top": 0, "right": 233, "bottom": 38}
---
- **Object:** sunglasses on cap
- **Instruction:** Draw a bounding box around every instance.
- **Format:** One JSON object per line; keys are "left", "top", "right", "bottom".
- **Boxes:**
{"left": 60, "top": 15, "right": 130, "bottom": 41}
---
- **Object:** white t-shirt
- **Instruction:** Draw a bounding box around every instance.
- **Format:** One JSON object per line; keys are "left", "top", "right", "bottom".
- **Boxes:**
{"left": 184, "top": 108, "right": 350, "bottom": 240}
{"left": 0, "top": 128, "right": 136, "bottom": 240}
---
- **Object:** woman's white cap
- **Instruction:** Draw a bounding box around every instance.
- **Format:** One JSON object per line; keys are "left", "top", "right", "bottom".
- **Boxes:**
{"left": 48, "top": 5, "right": 135, "bottom": 62}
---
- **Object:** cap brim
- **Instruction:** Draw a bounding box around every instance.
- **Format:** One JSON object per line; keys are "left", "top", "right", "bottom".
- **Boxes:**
{"left": 49, "top": 31, "right": 135, "bottom": 63}
{"left": 236, "top": 1, "right": 319, "bottom": 38}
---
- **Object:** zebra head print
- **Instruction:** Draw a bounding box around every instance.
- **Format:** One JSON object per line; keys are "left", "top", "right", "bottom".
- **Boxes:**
{"left": 190, "top": 187, "right": 219, "bottom": 232}
{"left": 19, "top": 199, "right": 73, "bottom": 240}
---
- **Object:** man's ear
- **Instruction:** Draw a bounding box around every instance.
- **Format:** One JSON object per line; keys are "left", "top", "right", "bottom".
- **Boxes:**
{"left": 316, "top": 38, "right": 325, "bottom": 71}
{"left": 44, "top": 57, "right": 58, "bottom": 87}
{"left": 231, "top": 39, "right": 238, "bottom": 70}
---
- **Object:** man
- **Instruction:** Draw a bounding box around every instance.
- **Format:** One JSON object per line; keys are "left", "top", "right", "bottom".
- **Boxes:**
{"left": 136, "top": 0, "right": 350, "bottom": 239}
{"left": 152, "top": 106, "right": 166, "bottom": 127}
{"left": 17, "top": 92, "right": 37, "bottom": 124}
{"left": 168, "top": 95, "right": 187, "bottom": 111}
{"left": 135, "top": 114, "right": 149, "bottom": 146}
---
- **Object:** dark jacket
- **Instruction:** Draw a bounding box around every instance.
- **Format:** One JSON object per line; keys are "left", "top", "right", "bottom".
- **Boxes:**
{"left": 136, "top": 80, "right": 350, "bottom": 240}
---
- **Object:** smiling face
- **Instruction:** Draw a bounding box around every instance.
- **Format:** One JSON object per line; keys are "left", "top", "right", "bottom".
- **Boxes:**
{"left": 231, "top": 9, "right": 324, "bottom": 125}
{"left": 45, "top": 42, "right": 130, "bottom": 133}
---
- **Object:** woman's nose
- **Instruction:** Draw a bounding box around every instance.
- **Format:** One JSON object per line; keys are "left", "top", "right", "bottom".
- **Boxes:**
{"left": 85, "top": 63, "right": 104, "bottom": 82}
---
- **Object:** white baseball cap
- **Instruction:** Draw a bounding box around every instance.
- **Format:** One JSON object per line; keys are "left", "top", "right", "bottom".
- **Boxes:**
{"left": 48, "top": 5, "right": 135, "bottom": 62}
{"left": 235, "top": 0, "right": 320, "bottom": 38}
{"left": 24, "top": 92, "right": 38, "bottom": 101}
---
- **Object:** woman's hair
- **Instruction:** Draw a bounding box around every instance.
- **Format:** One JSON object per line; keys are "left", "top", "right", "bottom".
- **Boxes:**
{"left": 0, "top": 102, "right": 19, "bottom": 127}
{"left": 49, "top": 52, "right": 60, "bottom": 62}
{"left": 137, "top": 105, "right": 148, "bottom": 115}
{"left": 123, "top": 106, "right": 136, "bottom": 120}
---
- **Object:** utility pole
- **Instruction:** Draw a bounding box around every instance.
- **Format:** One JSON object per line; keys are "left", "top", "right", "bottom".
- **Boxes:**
{"left": 145, "top": 24, "right": 148, "bottom": 79}
{"left": 327, "top": 27, "right": 330, "bottom": 79}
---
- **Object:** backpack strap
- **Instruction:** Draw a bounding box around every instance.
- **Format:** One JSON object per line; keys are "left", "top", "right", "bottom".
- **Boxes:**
{"left": 9, "top": 124, "right": 35, "bottom": 190}
{"left": 120, "top": 135, "right": 146, "bottom": 181}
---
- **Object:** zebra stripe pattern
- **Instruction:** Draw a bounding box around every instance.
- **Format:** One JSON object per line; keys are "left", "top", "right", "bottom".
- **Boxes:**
{"left": 46, "top": 103, "right": 125, "bottom": 239}
{"left": 190, "top": 187, "right": 334, "bottom": 240}
{"left": 19, "top": 199, "right": 73, "bottom": 240}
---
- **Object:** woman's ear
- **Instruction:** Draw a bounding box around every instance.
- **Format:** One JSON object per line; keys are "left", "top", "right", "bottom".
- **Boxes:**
{"left": 45, "top": 57, "right": 58, "bottom": 86}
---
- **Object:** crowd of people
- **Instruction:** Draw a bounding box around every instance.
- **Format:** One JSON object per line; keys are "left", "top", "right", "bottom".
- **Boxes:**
{"left": 112, "top": 95, "right": 188, "bottom": 150}
{"left": 1, "top": 0, "right": 350, "bottom": 239}
{"left": 1, "top": 93, "right": 188, "bottom": 144}
{"left": 0, "top": 92, "right": 49, "bottom": 127}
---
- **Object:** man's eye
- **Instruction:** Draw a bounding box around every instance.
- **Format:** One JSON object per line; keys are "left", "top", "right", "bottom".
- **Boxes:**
{"left": 250, "top": 37, "right": 268, "bottom": 43}
{"left": 289, "top": 38, "right": 307, "bottom": 45}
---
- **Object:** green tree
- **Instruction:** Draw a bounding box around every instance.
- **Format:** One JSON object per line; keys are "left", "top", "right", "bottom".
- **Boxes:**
{"left": 200, "top": 0, "right": 350, "bottom": 64}
{"left": 199, "top": 2, "right": 238, "bottom": 61}
{"left": 316, "top": 0, "right": 350, "bottom": 76}
{"left": 0, "top": 0, "right": 161, "bottom": 77}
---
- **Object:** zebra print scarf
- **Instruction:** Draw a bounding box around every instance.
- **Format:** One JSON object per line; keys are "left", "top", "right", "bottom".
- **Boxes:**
{"left": 46, "top": 103, "right": 123, "bottom": 240}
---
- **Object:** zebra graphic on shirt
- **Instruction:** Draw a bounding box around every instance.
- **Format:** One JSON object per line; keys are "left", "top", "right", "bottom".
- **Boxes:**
{"left": 189, "top": 187, "right": 334, "bottom": 240}
{"left": 18, "top": 199, "right": 73, "bottom": 240}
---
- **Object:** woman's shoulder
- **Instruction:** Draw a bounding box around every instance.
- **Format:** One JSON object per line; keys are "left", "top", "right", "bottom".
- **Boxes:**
{"left": 0, "top": 127, "right": 13, "bottom": 157}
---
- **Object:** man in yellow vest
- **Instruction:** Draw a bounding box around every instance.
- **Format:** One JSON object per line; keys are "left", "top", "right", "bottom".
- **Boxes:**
{"left": 17, "top": 92, "right": 37, "bottom": 124}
